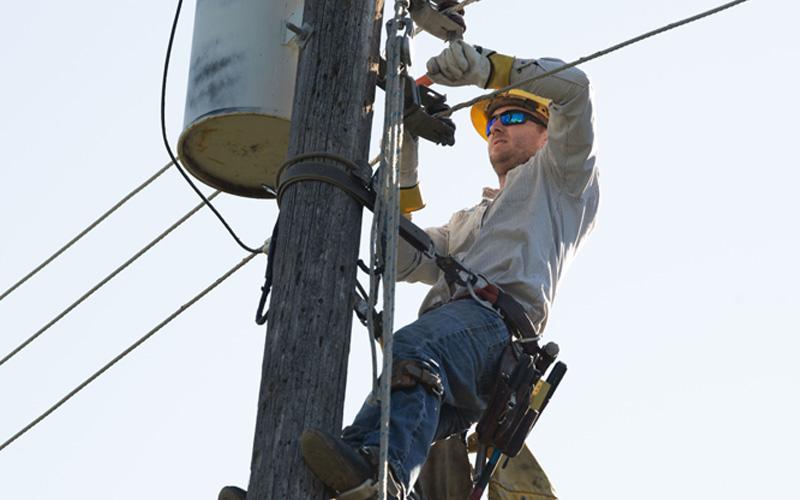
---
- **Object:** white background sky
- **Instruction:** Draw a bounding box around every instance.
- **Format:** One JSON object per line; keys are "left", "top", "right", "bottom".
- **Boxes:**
{"left": 1, "top": 1, "right": 798, "bottom": 499}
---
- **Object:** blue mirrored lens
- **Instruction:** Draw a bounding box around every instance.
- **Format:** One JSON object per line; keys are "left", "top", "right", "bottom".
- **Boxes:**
{"left": 501, "top": 111, "right": 527, "bottom": 126}
{"left": 485, "top": 118, "right": 497, "bottom": 137}
{"left": 485, "top": 111, "right": 533, "bottom": 136}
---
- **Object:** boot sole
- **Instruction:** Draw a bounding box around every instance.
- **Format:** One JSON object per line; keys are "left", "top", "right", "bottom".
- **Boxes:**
{"left": 300, "top": 429, "right": 372, "bottom": 494}
{"left": 218, "top": 486, "right": 247, "bottom": 500}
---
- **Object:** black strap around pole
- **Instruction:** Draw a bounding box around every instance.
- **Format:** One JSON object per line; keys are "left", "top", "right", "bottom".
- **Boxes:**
{"left": 277, "top": 161, "right": 436, "bottom": 256}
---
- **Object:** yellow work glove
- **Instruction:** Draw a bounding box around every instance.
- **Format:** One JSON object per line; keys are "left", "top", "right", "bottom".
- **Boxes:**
{"left": 484, "top": 52, "right": 514, "bottom": 89}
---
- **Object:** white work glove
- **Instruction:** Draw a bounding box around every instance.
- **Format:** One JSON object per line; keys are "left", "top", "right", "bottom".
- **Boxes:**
{"left": 399, "top": 130, "right": 419, "bottom": 188}
{"left": 399, "top": 130, "right": 425, "bottom": 215}
{"left": 426, "top": 40, "right": 492, "bottom": 88}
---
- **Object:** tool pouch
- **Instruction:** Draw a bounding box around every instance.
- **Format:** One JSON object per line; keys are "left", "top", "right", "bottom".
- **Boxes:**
{"left": 476, "top": 344, "right": 540, "bottom": 457}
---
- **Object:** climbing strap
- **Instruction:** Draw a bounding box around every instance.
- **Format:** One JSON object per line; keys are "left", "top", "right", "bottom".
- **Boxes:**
{"left": 391, "top": 360, "right": 444, "bottom": 397}
{"left": 472, "top": 284, "right": 539, "bottom": 342}
{"left": 277, "top": 161, "right": 435, "bottom": 256}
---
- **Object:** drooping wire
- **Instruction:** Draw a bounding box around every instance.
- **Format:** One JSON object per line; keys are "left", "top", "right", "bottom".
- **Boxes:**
{"left": 160, "top": 0, "right": 260, "bottom": 254}
{"left": 0, "top": 192, "right": 222, "bottom": 368}
{"left": 443, "top": 0, "right": 751, "bottom": 116}
{"left": 0, "top": 252, "right": 258, "bottom": 453}
{"left": 0, "top": 162, "right": 172, "bottom": 304}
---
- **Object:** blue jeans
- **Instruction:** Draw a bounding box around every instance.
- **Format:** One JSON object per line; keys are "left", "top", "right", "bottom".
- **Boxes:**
{"left": 341, "top": 299, "right": 511, "bottom": 491}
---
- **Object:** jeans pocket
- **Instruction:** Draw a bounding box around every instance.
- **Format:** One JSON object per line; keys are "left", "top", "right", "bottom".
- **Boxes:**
{"left": 477, "top": 337, "right": 511, "bottom": 402}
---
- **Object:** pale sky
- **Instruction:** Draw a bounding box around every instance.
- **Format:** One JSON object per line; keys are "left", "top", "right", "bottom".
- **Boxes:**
{"left": 1, "top": 1, "right": 798, "bottom": 499}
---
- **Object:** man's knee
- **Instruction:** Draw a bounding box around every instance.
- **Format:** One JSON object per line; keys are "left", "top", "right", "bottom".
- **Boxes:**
{"left": 390, "top": 360, "right": 444, "bottom": 397}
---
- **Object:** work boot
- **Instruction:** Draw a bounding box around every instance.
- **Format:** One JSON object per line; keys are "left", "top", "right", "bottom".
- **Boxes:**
{"left": 218, "top": 485, "right": 247, "bottom": 500}
{"left": 300, "top": 428, "right": 375, "bottom": 495}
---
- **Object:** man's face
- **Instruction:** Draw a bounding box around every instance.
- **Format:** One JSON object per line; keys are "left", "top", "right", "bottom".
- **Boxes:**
{"left": 487, "top": 104, "right": 548, "bottom": 179}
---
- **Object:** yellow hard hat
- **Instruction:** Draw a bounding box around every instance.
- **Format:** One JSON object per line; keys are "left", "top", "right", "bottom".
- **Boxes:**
{"left": 470, "top": 89, "right": 551, "bottom": 141}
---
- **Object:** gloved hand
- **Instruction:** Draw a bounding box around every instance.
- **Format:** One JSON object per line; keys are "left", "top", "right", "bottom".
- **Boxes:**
{"left": 399, "top": 130, "right": 419, "bottom": 188}
{"left": 426, "top": 40, "right": 492, "bottom": 88}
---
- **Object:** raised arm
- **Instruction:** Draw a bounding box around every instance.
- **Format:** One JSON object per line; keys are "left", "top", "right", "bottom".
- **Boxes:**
{"left": 501, "top": 56, "right": 595, "bottom": 195}
{"left": 427, "top": 41, "right": 596, "bottom": 196}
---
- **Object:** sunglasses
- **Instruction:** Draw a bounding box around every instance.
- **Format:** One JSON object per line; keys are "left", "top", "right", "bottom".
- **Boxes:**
{"left": 485, "top": 110, "right": 544, "bottom": 137}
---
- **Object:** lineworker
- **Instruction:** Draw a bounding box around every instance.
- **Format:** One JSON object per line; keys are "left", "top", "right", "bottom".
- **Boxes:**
{"left": 300, "top": 40, "right": 599, "bottom": 498}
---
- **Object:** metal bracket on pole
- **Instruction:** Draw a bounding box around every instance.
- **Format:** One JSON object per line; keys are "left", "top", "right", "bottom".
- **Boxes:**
{"left": 284, "top": 10, "right": 314, "bottom": 49}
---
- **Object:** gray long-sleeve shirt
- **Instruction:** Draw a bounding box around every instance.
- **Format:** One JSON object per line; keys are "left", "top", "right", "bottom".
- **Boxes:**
{"left": 397, "top": 57, "right": 599, "bottom": 334}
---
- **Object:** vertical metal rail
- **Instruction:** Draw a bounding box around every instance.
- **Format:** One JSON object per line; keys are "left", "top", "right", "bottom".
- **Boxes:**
{"left": 370, "top": 1, "right": 410, "bottom": 498}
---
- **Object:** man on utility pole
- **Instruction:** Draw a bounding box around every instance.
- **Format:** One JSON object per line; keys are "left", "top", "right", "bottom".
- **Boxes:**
{"left": 235, "top": 0, "right": 384, "bottom": 498}
{"left": 298, "top": 40, "right": 599, "bottom": 498}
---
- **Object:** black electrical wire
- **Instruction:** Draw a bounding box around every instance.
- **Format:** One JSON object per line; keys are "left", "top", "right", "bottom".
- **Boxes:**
{"left": 161, "top": 0, "right": 261, "bottom": 254}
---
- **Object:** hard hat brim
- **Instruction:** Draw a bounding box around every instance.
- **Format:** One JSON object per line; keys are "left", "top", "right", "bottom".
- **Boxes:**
{"left": 470, "top": 89, "right": 552, "bottom": 141}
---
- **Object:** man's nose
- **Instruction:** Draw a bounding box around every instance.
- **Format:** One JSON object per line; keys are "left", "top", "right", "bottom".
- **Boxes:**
{"left": 489, "top": 119, "right": 506, "bottom": 136}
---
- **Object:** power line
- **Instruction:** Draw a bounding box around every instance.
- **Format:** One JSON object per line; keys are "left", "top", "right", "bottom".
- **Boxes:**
{"left": 0, "top": 162, "right": 172, "bottom": 303}
{"left": 0, "top": 251, "right": 258, "bottom": 453}
{"left": 0, "top": 191, "right": 221, "bottom": 368}
{"left": 445, "top": 0, "right": 751, "bottom": 115}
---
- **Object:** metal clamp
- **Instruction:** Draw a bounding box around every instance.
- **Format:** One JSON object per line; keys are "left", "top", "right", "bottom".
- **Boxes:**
{"left": 409, "top": 0, "right": 466, "bottom": 41}
{"left": 284, "top": 18, "right": 314, "bottom": 49}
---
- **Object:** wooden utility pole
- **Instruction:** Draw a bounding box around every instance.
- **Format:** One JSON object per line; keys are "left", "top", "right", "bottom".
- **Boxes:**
{"left": 246, "top": 0, "right": 384, "bottom": 498}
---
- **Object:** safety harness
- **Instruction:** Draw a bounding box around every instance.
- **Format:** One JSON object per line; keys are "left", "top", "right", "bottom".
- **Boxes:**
{"left": 272, "top": 156, "right": 539, "bottom": 340}
{"left": 254, "top": 148, "right": 567, "bottom": 496}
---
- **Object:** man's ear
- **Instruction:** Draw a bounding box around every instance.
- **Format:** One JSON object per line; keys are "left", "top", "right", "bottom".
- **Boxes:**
{"left": 539, "top": 129, "right": 549, "bottom": 148}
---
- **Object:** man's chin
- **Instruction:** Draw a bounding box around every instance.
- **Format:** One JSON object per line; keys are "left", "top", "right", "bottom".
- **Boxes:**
{"left": 490, "top": 151, "right": 514, "bottom": 170}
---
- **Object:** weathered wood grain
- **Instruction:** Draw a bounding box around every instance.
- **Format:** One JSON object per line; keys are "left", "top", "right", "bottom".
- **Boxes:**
{"left": 246, "top": 0, "right": 384, "bottom": 498}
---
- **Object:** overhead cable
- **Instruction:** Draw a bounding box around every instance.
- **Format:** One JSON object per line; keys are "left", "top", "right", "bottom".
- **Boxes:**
{"left": 0, "top": 191, "right": 221, "bottom": 368}
{"left": 161, "top": 0, "right": 261, "bottom": 255}
{"left": 0, "top": 251, "right": 258, "bottom": 453}
{"left": 445, "top": 0, "right": 751, "bottom": 115}
{"left": 0, "top": 162, "right": 172, "bottom": 303}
